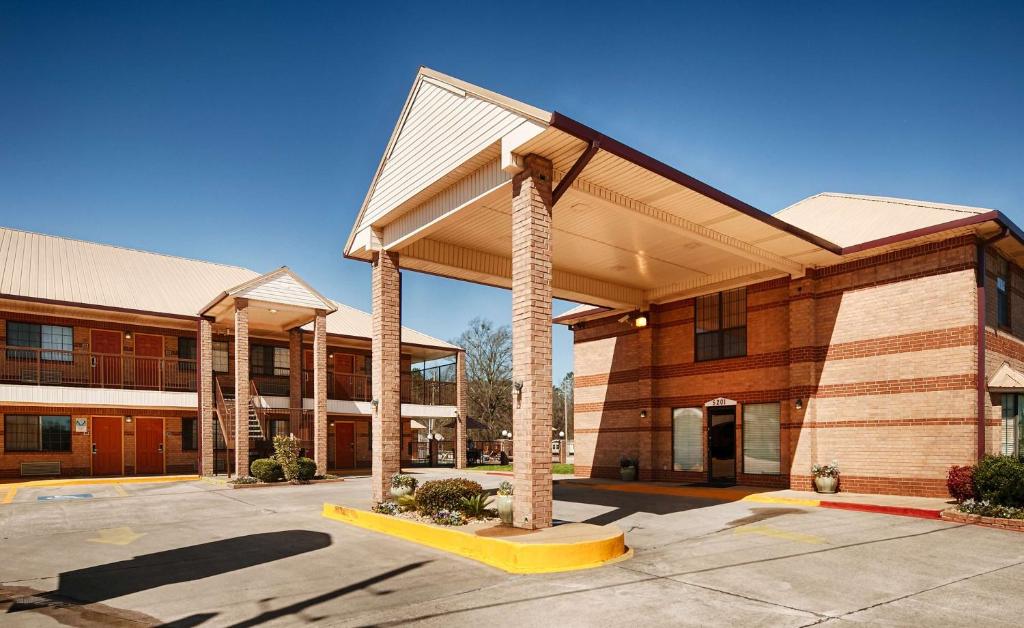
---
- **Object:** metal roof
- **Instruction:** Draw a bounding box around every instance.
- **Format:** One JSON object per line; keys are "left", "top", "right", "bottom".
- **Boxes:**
{"left": 774, "top": 193, "right": 992, "bottom": 248}
{"left": 0, "top": 226, "right": 457, "bottom": 351}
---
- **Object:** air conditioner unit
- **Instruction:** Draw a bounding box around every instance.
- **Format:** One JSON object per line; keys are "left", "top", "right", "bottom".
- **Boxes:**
{"left": 21, "top": 461, "right": 61, "bottom": 476}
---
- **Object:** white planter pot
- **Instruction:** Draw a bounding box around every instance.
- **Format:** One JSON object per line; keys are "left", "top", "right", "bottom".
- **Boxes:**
{"left": 496, "top": 494, "right": 514, "bottom": 525}
{"left": 814, "top": 476, "right": 838, "bottom": 494}
{"left": 620, "top": 466, "right": 637, "bottom": 482}
{"left": 390, "top": 485, "right": 413, "bottom": 499}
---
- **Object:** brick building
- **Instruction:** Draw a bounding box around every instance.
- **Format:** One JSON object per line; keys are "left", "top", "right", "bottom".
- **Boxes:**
{"left": 0, "top": 226, "right": 465, "bottom": 479}
{"left": 346, "top": 68, "right": 1023, "bottom": 526}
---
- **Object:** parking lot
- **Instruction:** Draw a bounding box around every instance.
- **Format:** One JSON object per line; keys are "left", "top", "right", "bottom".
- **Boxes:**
{"left": 1, "top": 472, "right": 1023, "bottom": 627}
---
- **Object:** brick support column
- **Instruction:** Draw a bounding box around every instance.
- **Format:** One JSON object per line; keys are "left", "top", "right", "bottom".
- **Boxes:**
{"left": 455, "top": 350, "right": 468, "bottom": 469}
{"left": 199, "top": 318, "right": 214, "bottom": 476}
{"left": 289, "top": 328, "right": 303, "bottom": 437}
{"left": 635, "top": 325, "right": 654, "bottom": 479}
{"left": 511, "top": 154, "right": 554, "bottom": 529}
{"left": 234, "top": 298, "right": 250, "bottom": 477}
{"left": 787, "top": 278, "right": 816, "bottom": 487}
{"left": 372, "top": 248, "right": 402, "bottom": 502}
{"left": 313, "top": 311, "right": 328, "bottom": 474}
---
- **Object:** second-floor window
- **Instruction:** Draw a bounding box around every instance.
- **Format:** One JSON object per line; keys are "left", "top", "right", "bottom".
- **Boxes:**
{"left": 695, "top": 288, "right": 747, "bottom": 361}
{"left": 212, "top": 341, "right": 229, "bottom": 373}
{"left": 998, "top": 274, "right": 1010, "bottom": 329}
{"left": 177, "top": 337, "right": 196, "bottom": 372}
{"left": 252, "top": 345, "right": 289, "bottom": 377}
{"left": 6, "top": 322, "right": 73, "bottom": 362}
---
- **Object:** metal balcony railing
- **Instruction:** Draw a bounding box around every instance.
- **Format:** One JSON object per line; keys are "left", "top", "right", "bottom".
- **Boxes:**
{"left": 0, "top": 345, "right": 197, "bottom": 392}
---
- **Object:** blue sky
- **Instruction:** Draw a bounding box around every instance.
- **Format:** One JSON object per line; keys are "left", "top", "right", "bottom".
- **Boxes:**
{"left": 1, "top": 1, "right": 1022, "bottom": 381}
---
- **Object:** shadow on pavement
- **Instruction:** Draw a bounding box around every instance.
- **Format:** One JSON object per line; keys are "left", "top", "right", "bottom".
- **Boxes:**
{"left": 8, "top": 530, "right": 331, "bottom": 612}
{"left": 554, "top": 483, "right": 737, "bottom": 525}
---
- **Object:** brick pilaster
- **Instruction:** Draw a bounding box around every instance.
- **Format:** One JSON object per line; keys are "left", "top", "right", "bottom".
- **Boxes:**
{"left": 511, "top": 154, "right": 553, "bottom": 529}
{"left": 455, "top": 350, "right": 468, "bottom": 469}
{"left": 289, "top": 328, "right": 302, "bottom": 437}
{"left": 313, "top": 311, "right": 328, "bottom": 474}
{"left": 787, "top": 278, "right": 815, "bottom": 487}
{"left": 199, "top": 318, "right": 214, "bottom": 476}
{"left": 635, "top": 324, "right": 654, "bottom": 479}
{"left": 234, "top": 298, "right": 250, "bottom": 477}
{"left": 372, "top": 247, "right": 402, "bottom": 502}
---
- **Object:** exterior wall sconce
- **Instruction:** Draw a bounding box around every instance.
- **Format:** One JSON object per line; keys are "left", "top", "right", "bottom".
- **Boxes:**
{"left": 634, "top": 313, "right": 648, "bottom": 328}
{"left": 124, "top": 332, "right": 132, "bottom": 340}
{"left": 371, "top": 399, "right": 379, "bottom": 408}
{"left": 124, "top": 416, "right": 133, "bottom": 423}
{"left": 795, "top": 398, "right": 804, "bottom": 410}
{"left": 640, "top": 410, "right": 647, "bottom": 418}
{"left": 514, "top": 381, "right": 523, "bottom": 393}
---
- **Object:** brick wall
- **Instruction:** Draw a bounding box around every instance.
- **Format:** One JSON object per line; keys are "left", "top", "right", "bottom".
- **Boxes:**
{"left": 574, "top": 236, "right": 983, "bottom": 497}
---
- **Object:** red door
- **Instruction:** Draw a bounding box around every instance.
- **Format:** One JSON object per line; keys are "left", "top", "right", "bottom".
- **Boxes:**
{"left": 91, "top": 330, "right": 123, "bottom": 387}
{"left": 335, "top": 422, "right": 355, "bottom": 468}
{"left": 334, "top": 354, "right": 354, "bottom": 400}
{"left": 92, "top": 416, "right": 123, "bottom": 475}
{"left": 134, "top": 334, "right": 163, "bottom": 390}
{"left": 136, "top": 418, "right": 164, "bottom": 474}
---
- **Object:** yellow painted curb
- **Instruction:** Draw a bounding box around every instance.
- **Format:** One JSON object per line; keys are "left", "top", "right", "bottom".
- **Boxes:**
{"left": 1, "top": 475, "right": 199, "bottom": 489}
{"left": 741, "top": 494, "right": 821, "bottom": 508}
{"left": 322, "top": 503, "right": 628, "bottom": 574}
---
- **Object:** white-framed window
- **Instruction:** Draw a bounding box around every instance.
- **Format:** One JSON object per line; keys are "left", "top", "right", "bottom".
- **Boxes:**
{"left": 672, "top": 407, "right": 703, "bottom": 471}
{"left": 1002, "top": 394, "right": 1022, "bottom": 457}
{"left": 743, "top": 402, "right": 781, "bottom": 474}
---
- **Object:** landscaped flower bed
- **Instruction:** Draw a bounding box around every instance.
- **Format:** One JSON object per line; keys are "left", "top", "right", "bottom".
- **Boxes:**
{"left": 372, "top": 475, "right": 499, "bottom": 527}
{"left": 227, "top": 435, "right": 341, "bottom": 488}
{"left": 943, "top": 456, "right": 1024, "bottom": 532}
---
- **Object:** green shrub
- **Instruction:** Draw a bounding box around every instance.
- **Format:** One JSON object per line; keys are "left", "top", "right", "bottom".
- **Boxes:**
{"left": 973, "top": 456, "right": 1024, "bottom": 507}
{"left": 391, "top": 473, "right": 418, "bottom": 490}
{"left": 273, "top": 435, "right": 300, "bottom": 481}
{"left": 250, "top": 458, "right": 283, "bottom": 483}
{"left": 415, "top": 478, "right": 483, "bottom": 515}
{"left": 297, "top": 457, "right": 317, "bottom": 482}
{"left": 459, "top": 492, "right": 493, "bottom": 518}
{"left": 396, "top": 494, "right": 418, "bottom": 512}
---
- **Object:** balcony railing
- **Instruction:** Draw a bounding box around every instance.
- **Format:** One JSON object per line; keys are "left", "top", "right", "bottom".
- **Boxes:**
{"left": 300, "top": 368, "right": 457, "bottom": 406}
{"left": 0, "top": 346, "right": 197, "bottom": 392}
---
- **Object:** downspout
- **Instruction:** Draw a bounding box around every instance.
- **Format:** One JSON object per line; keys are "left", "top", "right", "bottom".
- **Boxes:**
{"left": 977, "top": 227, "right": 1009, "bottom": 461}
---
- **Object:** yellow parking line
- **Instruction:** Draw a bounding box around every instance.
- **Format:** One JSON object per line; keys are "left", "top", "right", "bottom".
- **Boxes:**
{"left": 0, "top": 475, "right": 198, "bottom": 489}
{"left": 2, "top": 486, "right": 16, "bottom": 504}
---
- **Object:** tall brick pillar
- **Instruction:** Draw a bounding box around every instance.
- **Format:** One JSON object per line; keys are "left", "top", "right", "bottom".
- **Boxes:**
{"left": 313, "top": 311, "right": 328, "bottom": 474}
{"left": 511, "top": 154, "right": 554, "bottom": 529}
{"left": 787, "top": 278, "right": 816, "bottom": 487}
{"left": 455, "top": 350, "right": 468, "bottom": 469}
{"left": 635, "top": 324, "right": 654, "bottom": 480}
{"left": 289, "top": 328, "right": 303, "bottom": 437}
{"left": 372, "top": 247, "right": 402, "bottom": 502}
{"left": 234, "top": 298, "right": 250, "bottom": 477}
{"left": 199, "top": 318, "right": 214, "bottom": 476}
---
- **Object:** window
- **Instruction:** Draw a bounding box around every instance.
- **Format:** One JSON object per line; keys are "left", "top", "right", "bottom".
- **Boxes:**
{"left": 212, "top": 341, "right": 229, "bottom": 373}
{"left": 695, "top": 288, "right": 747, "bottom": 361}
{"left": 6, "top": 322, "right": 73, "bottom": 362}
{"left": 672, "top": 408, "right": 703, "bottom": 471}
{"left": 177, "top": 337, "right": 196, "bottom": 372}
{"left": 269, "top": 419, "right": 289, "bottom": 439}
{"left": 251, "top": 345, "right": 290, "bottom": 377}
{"left": 4, "top": 415, "right": 71, "bottom": 452}
{"left": 182, "top": 417, "right": 197, "bottom": 451}
{"left": 1002, "top": 394, "right": 1022, "bottom": 458}
{"left": 743, "top": 403, "right": 781, "bottom": 474}
{"left": 997, "top": 275, "right": 1010, "bottom": 329}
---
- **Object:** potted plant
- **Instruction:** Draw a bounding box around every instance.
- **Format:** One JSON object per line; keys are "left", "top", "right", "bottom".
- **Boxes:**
{"left": 811, "top": 460, "right": 840, "bottom": 494}
{"left": 390, "top": 473, "right": 418, "bottom": 499}
{"left": 620, "top": 455, "right": 638, "bottom": 481}
{"left": 495, "top": 481, "right": 514, "bottom": 524}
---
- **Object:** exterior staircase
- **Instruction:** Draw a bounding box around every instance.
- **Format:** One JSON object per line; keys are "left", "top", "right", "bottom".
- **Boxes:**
{"left": 214, "top": 378, "right": 268, "bottom": 452}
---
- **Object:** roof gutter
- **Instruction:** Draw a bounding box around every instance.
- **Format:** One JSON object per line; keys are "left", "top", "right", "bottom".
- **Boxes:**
{"left": 840, "top": 211, "right": 1024, "bottom": 255}
{"left": 976, "top": 226, "right": 1010, "bottom": 461}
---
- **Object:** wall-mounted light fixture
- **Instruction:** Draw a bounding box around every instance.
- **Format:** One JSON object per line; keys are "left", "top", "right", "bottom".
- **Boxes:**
{"left": 371, "top": 399, "right": 379, "bottom": 408}
{"left": 640, "top": 409, "right": 648, "bottom": 419}
{"left": 124, "top": 415, "right": 133, "bottom": 423}
{"left": 795, "top": 398, "right": 804, "bottom": 410}
{"left": 513, "top": 381, "right": 523, "bottom": 394}
{"left": 124, "top": 332, "right": 132, "bottom": 340}
{"left": 269, "top": 308, "right": 278, "bottom": 314}
{"left": 633, "top": 313, "right": 648, "bottom": 328}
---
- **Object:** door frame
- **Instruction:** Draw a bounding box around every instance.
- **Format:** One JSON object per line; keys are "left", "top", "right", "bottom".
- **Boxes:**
{"left": 134, "top": 333, "right": 164, "bottom": 390}
{"left": 90, "top": 415, "right": 124, "bottom": 476}
{"left": 333, "top": 419, "right": 356, "bottom": 469}
{"left": 134, "top": 416, "right": 166, "bottom": 475}
{"left": 90, "top": 329, "right": 123, "bottom": 387}
{"left": 706, "top": 405, "right": 737, "bottom": 485}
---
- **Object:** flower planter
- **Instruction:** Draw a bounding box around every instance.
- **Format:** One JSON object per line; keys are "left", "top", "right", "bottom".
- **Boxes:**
{"left": 814, "top": 476, "right": 838, "bottom": 494}
{"left": 620, "top": 466, "right": 637, "bottom": 482}
{"left": 390, "top": 485, "right": 414, "bottom": 499}
{"left": 496, "top": 494, "right": 514, "bottom": 525}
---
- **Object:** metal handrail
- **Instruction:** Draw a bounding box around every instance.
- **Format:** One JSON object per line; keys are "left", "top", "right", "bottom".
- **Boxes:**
{"left": 0, "top": 345, "right": 197, "bottom": 392}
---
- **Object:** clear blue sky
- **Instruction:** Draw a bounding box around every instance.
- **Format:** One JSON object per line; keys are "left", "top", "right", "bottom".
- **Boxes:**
{"left": 1, "top": 1, "right": 1022, "bottom": 381}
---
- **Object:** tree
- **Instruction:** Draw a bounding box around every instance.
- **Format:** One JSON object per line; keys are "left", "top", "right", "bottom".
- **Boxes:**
{"left": 451, "top": 318, "right": 512, "bottom": 440}
{"left": 558, "top": 372, "right": 574, "bottom": 439}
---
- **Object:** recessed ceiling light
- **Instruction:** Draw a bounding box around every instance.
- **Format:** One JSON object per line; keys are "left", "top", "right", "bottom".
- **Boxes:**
{"left": 269, "top": 308, "right": 278, "bottom": 314}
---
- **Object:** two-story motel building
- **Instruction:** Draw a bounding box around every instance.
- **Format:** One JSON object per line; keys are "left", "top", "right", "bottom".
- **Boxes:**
{"left": 345, "top": 68, "right": 1024, "bottom": 529}
{"left": 0, "top": 226, "right": 464, "bottom": 479}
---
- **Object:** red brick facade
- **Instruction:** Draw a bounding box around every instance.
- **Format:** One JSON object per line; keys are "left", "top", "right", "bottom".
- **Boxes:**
{"left": 572, "top": 235, "right": 1008, "bottom": 497}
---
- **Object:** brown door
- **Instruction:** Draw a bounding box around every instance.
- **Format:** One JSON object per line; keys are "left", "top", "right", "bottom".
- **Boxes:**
{"left": 303, "top": 349, "right": 314, "bottom": 397}
{"left": 334, "top": 354, "right": 354, "bottom": 400}
{"left": 134, "top": 334, "right": 163, "bottom": 390}
{"left": 92, "top": 416, "right": 123, "bottom": 475}
{"left": 91, "top": 330, "right": 123, "bottom": 387}
{"left": 334, "top": 422, "right": 355, "bottom": 468}
{"left": 135, "top": 418, "right": 164, "bottom": 474}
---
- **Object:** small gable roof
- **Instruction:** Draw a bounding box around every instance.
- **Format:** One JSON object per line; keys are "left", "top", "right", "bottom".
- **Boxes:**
{"left": 989, "top": 362, "right": 1024, "bottom": 392}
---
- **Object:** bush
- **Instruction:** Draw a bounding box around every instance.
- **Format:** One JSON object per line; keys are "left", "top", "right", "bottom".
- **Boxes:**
{"left": 273, "top": 435, "right": 301, "bottom": 481}
{"left": 958, "top": 499, "right": 1024, "bottom": 519}
{"left": 250, "top": 458, "right": 284, "bottom": 483}
{"left": 415, "top": 478, "right": 483, "bottom": 515}
{"left": 946, "top": 465, "right": 975, "bottom": 503}
{"left": 297, "top": 457, "right": 317, "bottom": 482}
{"left": 460, "top": 492, "right": 493, "bottom": 518}
{"left": 391, "top": 473, "right": 418, "bottom": 490}
{"left": 431, "top": 509, "right": 467, "bottom": 526}
{"left": 395, "top": 494, "right": 418, "bottom": 512}
{"left": 973, "top": 455, "right": 1024, "bottom": 507}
